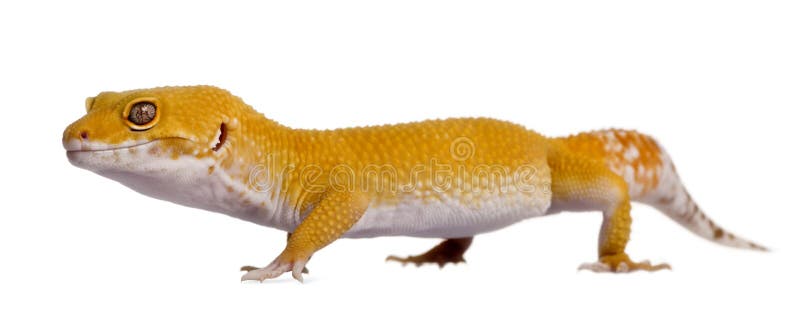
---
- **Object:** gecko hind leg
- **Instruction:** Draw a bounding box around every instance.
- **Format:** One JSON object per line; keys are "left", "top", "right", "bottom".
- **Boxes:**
{"left": 386, "top": 237, "right": 473, "bottom": 268}
{"left": 549, "top": 146, "right": 671, "bottom": 274}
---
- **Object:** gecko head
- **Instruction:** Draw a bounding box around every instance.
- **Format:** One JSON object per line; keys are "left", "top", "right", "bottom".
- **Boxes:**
{"left": 63, "top": 85, "right": 248, "bottom": 183}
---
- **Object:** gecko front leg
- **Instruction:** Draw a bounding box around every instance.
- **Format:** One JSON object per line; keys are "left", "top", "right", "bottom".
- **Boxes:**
{"left": 241, "top": 190, "right": 369, "bottom": 282}
{"left": 386, "top": 237, "right": 473, "bottom": 268}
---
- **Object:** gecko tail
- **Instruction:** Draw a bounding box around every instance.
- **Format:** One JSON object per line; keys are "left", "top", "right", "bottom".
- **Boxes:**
{"left": 642, "top": 156, "right": 769, "bottom": 251}
{"left": 557, "top": 129, "right": 768, "bottom": 251}
{"left": 646, "top": 182, "right": 769, "bottom": 251}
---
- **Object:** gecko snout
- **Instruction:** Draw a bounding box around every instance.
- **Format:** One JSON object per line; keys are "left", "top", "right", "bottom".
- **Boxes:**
{"left": 62, "top": 121, "right": 91, "bottom": 151}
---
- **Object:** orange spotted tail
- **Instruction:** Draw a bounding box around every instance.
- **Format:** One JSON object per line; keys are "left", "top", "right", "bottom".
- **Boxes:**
{"left": 555, "top": 129, "right": 767, "bottom": 251}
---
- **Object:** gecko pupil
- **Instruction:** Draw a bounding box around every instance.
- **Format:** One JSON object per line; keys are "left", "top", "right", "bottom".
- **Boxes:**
{"left": 129, "top": 102, "right": 156, "bottom": 126}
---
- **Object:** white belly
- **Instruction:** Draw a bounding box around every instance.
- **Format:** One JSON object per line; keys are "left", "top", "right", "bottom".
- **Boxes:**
{"left": 345, "top": 191, "right": 551, "bottom": 238}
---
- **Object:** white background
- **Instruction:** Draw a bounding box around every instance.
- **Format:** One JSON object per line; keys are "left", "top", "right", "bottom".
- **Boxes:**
{"left": 1, "top": 1, "right": 798, "bottom": 327}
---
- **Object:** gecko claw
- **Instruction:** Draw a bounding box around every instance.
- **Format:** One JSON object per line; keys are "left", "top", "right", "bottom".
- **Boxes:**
{"left": 385, "top": 255, "right": 408, "bottom": 266}
{"left": 292, "top": 261, "right": 307, "bottom": 283}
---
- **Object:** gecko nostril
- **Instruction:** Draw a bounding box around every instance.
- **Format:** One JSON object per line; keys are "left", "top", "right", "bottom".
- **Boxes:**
{"left": 80, "top": 131, "right": 89, "bottom": 140}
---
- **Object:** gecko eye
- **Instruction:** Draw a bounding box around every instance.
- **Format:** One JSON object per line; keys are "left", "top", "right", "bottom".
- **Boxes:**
{"left": 127, "top": 101, "right": 158, "bottom": 129}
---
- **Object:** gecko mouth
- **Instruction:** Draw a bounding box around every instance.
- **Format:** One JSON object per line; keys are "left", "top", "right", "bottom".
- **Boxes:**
{"left": 64, "top": 137, "right": 192, "bottom": 153}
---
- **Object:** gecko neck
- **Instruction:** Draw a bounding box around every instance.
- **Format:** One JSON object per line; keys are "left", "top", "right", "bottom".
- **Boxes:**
{"left": 216, "top": 115, "right": 340, "bottom": 230}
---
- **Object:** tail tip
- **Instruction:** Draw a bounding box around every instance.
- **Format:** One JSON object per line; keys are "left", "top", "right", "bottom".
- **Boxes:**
{"left": 744, "top": 240, "right": 769, "bottom": 252}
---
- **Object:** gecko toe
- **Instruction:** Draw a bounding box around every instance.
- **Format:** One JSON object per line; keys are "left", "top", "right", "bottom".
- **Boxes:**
{"left": 579, "top": 254, "right": 671, "bottom": 273}
{"left": 386, "top": 254, "right": 466, "bottom": 268}
{"left": 578, "top": 262, "right": 612, "bottom": 272}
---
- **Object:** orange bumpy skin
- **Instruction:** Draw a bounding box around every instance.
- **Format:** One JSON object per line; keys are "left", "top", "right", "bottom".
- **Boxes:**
{"left": 63, "top": 86, "right": 765, "bottom": 282}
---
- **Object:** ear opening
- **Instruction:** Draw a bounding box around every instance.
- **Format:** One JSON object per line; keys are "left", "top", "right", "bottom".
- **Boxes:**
{"left": 212, "top": 123, "right": 227, "bottom": 152}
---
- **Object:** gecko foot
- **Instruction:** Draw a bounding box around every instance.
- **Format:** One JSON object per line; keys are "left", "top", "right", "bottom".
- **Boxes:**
{"left": 241, "top": 265, "right": 309, "bottom": 274}
{"left": 386, "top": 237, "right": 472, "bottom": 268}
{"left": 241, "top": 254, "right": 309, "bottom": 283}
{"left": 578, "top": 253, "right": 671, "bottom": 273}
